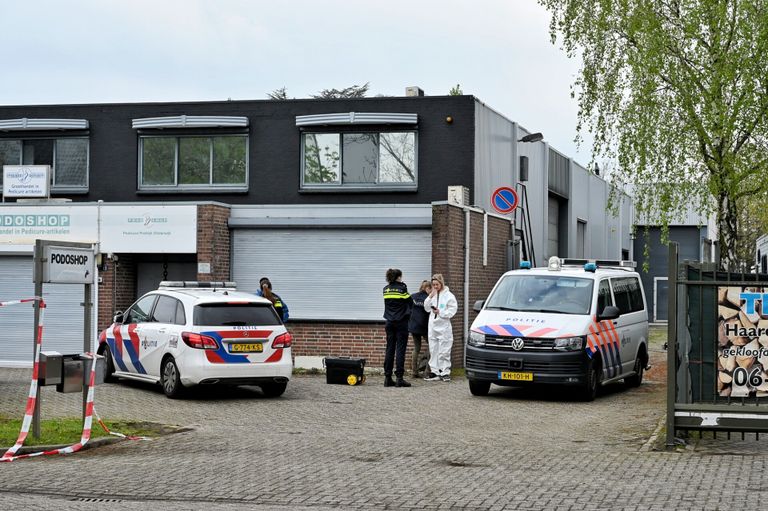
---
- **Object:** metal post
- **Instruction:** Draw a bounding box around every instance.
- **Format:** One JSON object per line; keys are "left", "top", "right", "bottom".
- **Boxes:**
{"left": 666, "top": 242, "right": 679, "bottom": 449}
{"left": 32, "top": 240, "right": 43, "bottom": 439}
{"left": 82, "top": 282, "right": 92, "bottom": 422}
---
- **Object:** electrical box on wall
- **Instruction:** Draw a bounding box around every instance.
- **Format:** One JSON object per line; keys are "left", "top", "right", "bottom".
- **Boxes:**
{"left": 447, "top": 186, "right": 470, "bottom": 207}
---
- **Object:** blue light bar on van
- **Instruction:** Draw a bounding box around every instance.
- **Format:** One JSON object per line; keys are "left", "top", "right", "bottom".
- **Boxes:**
{"left": 584, "top": 263, "right": 597, "bottom": 273}
{"left": 520, "top": 261, "right": 532, "bottom": 269}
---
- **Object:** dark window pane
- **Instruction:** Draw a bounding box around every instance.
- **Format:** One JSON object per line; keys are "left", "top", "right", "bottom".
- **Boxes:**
{"left": 175, "top": 301, "right": 186, "bottom": 326}
{"left": 0, "top": 140, "right": 21, "bottom": 187}
{"left": 54, "top": 138, "right": 88, "bottom": 186}
{"left": 126, "top": 295, "right": 157, "bottom": 324}
{"left": 303, "top": 133, "right": 339, "bottom": 184}
{"left": 142, "top": 138, "right": 175, "bottom": 185}
{"left": 379, "top": 132, "right": 415, "bottom": 183}
{"left": 342, "top": 133, "right": 377, "bottom": 184}
{"left": 597, "top": 280, "right": 613, "bottom": 315}
{"left": 193, "top": 303, "right": 281, "bottom": 326}
{"left": 611, "top": 278, "right": 633, "bottom": 315}
{"left": 151, "top": 296, "right": 178, "bottom": 324}
{"left": 628, "top": 278, "right": 645, "bottom": 312}
{"left": 212, "top": 136, "right": 246, "bottom": 184}
{"left": 22, "top": 139, "right": 53, "bottom": 166}
{"left": 178, "top": 137, "right": 210, "bottom": 185}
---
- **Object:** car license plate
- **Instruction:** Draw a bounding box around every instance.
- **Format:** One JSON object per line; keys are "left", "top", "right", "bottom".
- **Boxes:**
{"left": 230, "top": 343, "right": 263, "bottom": 353}
{"left": 498, "top": 371, "right": 533, "bottom": 381}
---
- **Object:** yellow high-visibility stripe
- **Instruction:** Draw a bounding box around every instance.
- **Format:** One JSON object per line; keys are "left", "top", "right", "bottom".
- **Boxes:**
{"left": 383, "top": 293, "right": 410, "bottom": 299}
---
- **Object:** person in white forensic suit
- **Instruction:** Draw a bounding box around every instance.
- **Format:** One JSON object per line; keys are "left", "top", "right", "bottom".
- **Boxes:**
{"left": 423, "top": 273, "right": 458, "bottom": 382}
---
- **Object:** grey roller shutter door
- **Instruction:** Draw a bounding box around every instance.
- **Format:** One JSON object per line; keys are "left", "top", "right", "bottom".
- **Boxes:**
{"left": 232, "top": 229, "right": 432, "bottom": 321}
{"left": 0, "top": 257, "right": 89, "bottom": 366}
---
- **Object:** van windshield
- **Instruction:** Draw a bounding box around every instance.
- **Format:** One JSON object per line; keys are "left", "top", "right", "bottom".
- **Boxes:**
{"left": 485, "top": 275, "right": 594, "bottom": 315}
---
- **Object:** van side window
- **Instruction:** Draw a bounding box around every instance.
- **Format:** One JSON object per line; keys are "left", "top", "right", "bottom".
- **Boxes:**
{"left": 611, "top": 277, "right": 644, "bottom": 314}
{"left": 597, "top": 280, "right": 613, "bottom": 314}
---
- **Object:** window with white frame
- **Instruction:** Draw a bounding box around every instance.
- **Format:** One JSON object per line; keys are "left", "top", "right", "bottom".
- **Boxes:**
{"left": 139, "top": 135, "right": 247, "bottom": 189}
{"left": 0, "top": 138, "right": 89, "bottom": 190}
{"left": 302, "top": 131, "right": 416, "bottom": 188}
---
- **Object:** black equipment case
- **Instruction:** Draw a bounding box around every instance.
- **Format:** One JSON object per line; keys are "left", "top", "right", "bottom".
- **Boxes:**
{"left": 324, "top": 357, "right": 366, "bottom": 385}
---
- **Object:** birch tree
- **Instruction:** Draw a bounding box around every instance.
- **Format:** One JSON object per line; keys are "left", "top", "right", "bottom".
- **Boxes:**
{"left": 539, "top": 0, "right": 768, "bottom": 268}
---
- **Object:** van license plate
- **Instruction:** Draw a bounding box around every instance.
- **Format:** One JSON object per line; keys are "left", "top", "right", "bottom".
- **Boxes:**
{"left": 498, "top": 371, "right": 533, "bottom": 381}
{"left": 230, "top": 343, "right": 263, "bottom": 353}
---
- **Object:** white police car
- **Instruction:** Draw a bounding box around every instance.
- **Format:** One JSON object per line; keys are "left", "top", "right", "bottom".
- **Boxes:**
{"left": 97, "top": 281, "right": 292, "bottom": 398}
{"left": 467, "top": 258, "right": 649, "bottom": 401}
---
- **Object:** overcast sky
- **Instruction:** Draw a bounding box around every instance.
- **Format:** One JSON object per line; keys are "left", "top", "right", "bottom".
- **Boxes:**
{"left": 0, "top": 0, "right": 590, "bottom": 162}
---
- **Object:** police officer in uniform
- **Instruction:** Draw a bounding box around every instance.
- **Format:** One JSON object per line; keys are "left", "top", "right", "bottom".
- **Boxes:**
{"left": 256, "top": 277, "right": 289, "bottom": 322}
{"left": 382, "top": 268, "right": 412, "bottom": 387}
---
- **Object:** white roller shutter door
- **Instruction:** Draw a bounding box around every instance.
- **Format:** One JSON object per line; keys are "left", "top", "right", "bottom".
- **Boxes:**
{"left": 0, "top": 257, "right": 90, "bottom": 367}
{"left": 232, "top": 229, "right": 432, "bottom": 321}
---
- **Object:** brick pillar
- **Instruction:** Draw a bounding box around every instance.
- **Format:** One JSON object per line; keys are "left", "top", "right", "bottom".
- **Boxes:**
{"left": 196, "top": 204, "right": 231, "bottom": 282}
{"left": 97, "top": 254, "right": 136, "bottom": 332}
{"left": 431, "top": 204, "right": 512, "bottom": 369}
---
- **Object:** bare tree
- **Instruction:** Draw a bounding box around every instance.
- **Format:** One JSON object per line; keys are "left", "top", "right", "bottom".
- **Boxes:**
{"left": 267, "top": 87, "right": 289, "bottom": 100}
{"left": 311, "top": 83, "right": 370, "bottom": 99}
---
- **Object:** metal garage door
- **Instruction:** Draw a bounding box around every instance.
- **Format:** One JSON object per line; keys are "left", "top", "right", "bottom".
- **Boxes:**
{"left": 232, "top": 229, "right": 432, "bottom": 321}
{"left": 0, "top": 257, "right": 90, "bottom": 367}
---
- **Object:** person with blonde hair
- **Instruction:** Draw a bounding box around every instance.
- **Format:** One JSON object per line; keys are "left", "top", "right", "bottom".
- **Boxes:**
{"left": 408, "top": 280, "right": 431, "bottom": 378}
{"left": 423, "top": 273, "right": 457, "bottom": 382}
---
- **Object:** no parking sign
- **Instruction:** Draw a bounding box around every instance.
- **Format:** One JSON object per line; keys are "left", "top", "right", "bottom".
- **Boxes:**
{"left": 491, "top": 187, "right": 519, "bottom": 215}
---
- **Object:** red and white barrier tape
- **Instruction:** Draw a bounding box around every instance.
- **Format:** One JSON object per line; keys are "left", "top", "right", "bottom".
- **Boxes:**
{"left": 93, "top": 408, "right": 151, "bottom": 441}
{"left": 0, "top": 297, "right": 103, "bottom": 462}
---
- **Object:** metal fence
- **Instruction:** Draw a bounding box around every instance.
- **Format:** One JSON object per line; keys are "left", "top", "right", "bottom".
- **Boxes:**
{"left": 667, "top": 242, "right": 768, "bottom": 446}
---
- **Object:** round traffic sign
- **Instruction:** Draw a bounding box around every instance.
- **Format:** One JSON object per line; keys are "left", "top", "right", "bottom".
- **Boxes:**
{"left": 491, "top": 187, "right": 519, "bottom": 214}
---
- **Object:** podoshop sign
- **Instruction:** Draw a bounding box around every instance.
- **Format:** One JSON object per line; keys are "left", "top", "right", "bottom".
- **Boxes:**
{"left": 42, "top": 246, "right": 95, "bottom": 284}
{"left": 717, "top": 286, "right": 768, "bottom": 398}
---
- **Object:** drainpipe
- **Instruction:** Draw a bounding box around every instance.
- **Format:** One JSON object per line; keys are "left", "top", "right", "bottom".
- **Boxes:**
{"left": 464, "top": 208, "right": 470, "bottom": 356}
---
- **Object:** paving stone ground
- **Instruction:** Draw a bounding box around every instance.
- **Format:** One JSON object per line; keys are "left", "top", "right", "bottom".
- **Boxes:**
{"left": 1, "top": 340, "right": 767, "bottom": 510}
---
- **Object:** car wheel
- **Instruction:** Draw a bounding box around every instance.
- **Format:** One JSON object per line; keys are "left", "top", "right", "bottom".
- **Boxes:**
{"left": 625, "top": 352, "right": 645, "bottom": 388}
{"left": 100, "top": 344, "right": 116, "bottom": 383}
{"left": 468, "top": 379, "right": 491, "bottom": 396}
{"left": 260, "top": 381, "right": 287, "bottom": 398}
{"left": 580, "top": 359, "right": 601, "bottom": 402}
{"left": 161, "top": 357, "right": 185, "bottom": 399}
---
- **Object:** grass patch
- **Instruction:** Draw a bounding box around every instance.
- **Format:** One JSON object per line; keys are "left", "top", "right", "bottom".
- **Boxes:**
{"left": 292, "top": 367, "right": 323, "bottom": 375}
{"left": 648, "top": 325, "right": 668, "bottom": 350}
{"left": 0, "top": 415, "right": 164, "bottom": 447}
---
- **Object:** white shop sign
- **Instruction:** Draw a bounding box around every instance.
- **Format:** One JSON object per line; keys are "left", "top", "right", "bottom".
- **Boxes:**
{"left": 2, "top": 165, "right": 50, "bottom": 198}
{"left": 43, "top": 245, "right": 95, "bottom": 284}
{"left": 0, "top": 204, "right": 197, "bottom": 253}
{"left": 100, "top": 205, "right": 197, "bottom": 253}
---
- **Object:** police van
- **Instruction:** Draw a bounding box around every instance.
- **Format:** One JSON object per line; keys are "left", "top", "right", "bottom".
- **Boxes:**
{"left": 466, "top": 258, "right": 649, "bottom": 401}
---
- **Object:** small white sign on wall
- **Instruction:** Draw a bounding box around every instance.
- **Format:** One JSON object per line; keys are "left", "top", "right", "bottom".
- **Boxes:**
{"left": 197, "top": 262, "right": 211, "bottom": 274}
{"left": 2, "top": 165, "right": 50, "bottom": 198}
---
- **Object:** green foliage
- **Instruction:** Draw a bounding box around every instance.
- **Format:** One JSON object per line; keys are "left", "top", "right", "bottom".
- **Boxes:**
{"left": 0, "top": 415, "right": 159, "bottom": 447}
{"left": 539, "top": 0, "right": 768, "bottom": 268}
{"left": 449, "top": 84, "right": 463, "bottom": 95}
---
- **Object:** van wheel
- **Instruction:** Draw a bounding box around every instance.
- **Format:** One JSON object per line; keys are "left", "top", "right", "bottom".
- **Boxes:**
{"left": 100, "top": 344, "right": 116, "bottom": 383}
{"left": 625, "top": 351, "right": 645, "bottom": 388}
{"left": 580, "top": 359, "right": 601, "bottom": 401}
{"left": 161, "top": 357, "right": 185, "bottom": 399}
{"left": 468, "top": 379, "right": 491, "bottom": 396}
{"left": 260, "top": 381, "right": 287, "bottom": 398}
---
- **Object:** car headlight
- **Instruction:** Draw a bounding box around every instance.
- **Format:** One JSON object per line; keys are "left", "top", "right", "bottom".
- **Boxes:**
{"left": 468, "top": 331, "right": 486, "bottom": 347}
{"left": 553, "top": 336, "right": 584, "bottom": 351}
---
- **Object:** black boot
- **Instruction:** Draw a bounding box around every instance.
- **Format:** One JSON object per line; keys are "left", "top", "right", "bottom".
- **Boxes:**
{"left": 395, "top": 377, "right": 411, "bottom": 388}
{"left": 384, "top": 375, "right": 395, "bottom": 387}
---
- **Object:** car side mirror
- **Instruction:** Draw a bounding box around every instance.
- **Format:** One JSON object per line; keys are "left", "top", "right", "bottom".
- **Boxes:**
{"left": 473, "top": 300, "right": 485, "bottom": 313}
{"left": 598, "top": 305, "right": 620, "bottom": 321}
{"left": 113, "top": 312, "right": 124, "bottom": 324}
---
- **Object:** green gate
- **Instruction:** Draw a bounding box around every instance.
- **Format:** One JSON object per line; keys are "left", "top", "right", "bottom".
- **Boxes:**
{"left": 667, "top": 242, "right": 768, "bottom": 446}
